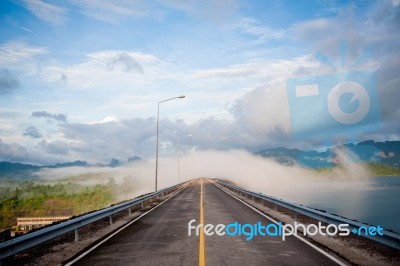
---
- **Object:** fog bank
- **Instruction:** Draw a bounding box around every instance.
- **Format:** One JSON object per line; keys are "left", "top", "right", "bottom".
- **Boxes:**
{"left": 35, "top": 149, "right": 373, "bottom": 203}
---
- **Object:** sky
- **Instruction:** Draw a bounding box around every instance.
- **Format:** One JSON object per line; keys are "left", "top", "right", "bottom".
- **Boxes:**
{"left": 0, "top": 0, "right": 399, "bottom": 165}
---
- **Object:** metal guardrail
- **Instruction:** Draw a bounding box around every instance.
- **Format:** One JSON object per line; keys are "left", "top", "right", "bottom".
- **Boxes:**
{"left": 213, "top": 179, "right": 400, "bottom": 250}
{"left": 0, "top": 181, "right": 191, "bottom": 260}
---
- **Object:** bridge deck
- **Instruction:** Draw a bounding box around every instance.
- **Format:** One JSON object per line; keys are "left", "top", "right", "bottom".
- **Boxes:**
{"left": 70, "top": 179, "right": 341, "bottom": 265}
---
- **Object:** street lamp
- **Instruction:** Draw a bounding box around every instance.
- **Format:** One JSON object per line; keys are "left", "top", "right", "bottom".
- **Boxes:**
{"left": 177, "top": 134, "right": 192, "bottom": 183}
{"left": 155, "top": 95, "right": 185, "bottom": 191}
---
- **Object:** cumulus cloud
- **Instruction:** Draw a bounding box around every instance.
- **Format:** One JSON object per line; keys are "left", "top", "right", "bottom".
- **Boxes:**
{"left": 32, "top": 111, "right": 67, "bottom": 122}
{"left": 87, "top": 51, "right": 149, "bottom": 73}
{"left": 290, "top": 1, "right": 400, "bottom": 142}
{"left": 23, "top": 126, "right": 43, "bottom": 139}
{"left": 0, "top": 138, "right": 28, "bottom": 162}
{"left": 55, "top": 110, "right": 289, "bottom": 164}
{"left": 60, "top": 119, "right": 156, "bottom": 162}
{"left": 106, "top": 52, "right": 144, "bottom": 73}
{"left": 39, "top": 49, "right": 160, "bottom": 91}
{"left": 0, "top": 68, "right": 20, "bottom": 94}
{"left": 57, "top": 114, "right": 281, "bottom": 163}
{"left": 38, "top": 140, "right": 69, "bottom": 155}
{"left": 230, "top": 84, "right": 290, "bottom": 136}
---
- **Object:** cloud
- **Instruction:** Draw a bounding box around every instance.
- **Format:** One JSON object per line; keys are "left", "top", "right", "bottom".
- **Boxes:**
{"left": 21, "top": 0, "right": 67, "bottom": 26}
{"left": 60, "top": 119, "right": 156, "bottom": 162}
{"left": 41, "top": 49, "right": 156, "bottom": 88}
{"left": 162, "top": 0, "right": 241, "bottom": 23}
{"left": 69, "top": 0, "right": 158, "bottom": 22}
{"left": 87, "top": 51, "right": 153, "bottom": 72}
{"left": 55, "top": 109, "right": 290, "bottom": 164}
{"left": 70, "top": 0, "right": 240, "bottom": 23}
{"left": 32, "top": 111, "right": 67, "bottom": 122}
{"left": 0, "top": 1, "right": 398, "bottom": 166}
{"left": 105, "top": 52, "right": 144, "bottom": 73}
{"left": 38, "top": 140, "right": 69, "bottom": 155}
{"left": 0, "top": 69, "right": 20, "bottom": 94}
{"left": 230, "top": 84, "right": 290, "bottom": 137}
{"left": 192, "top": 65, "right": 256, "bottom": 79}
{"left": 0, "top": 41, "right": 46, "bottom": 67}
{"left": 30, "top": 149, "right": 373, "bottom": 211}
{"left": 228, "top": 17, "right": 285, "bottom": 43}
{"left": 290, "top": 1, "right": 400, "bottom": 142}
{"left": 191, "top": 57, "right": 315, "bottom": 80}
{"left": 23, "top": 126, "right": 43, "bottom": 139}
{"left": 0, "top": 138, "right": 28, "bottom": 162}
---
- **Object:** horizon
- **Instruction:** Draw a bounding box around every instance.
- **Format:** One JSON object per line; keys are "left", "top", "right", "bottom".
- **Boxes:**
{"left": 1, "top": 138, "right": 399, "bottom": 168}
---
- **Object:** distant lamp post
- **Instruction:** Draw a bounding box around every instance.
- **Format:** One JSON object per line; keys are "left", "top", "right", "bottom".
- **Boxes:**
{"left": 155, "top": 95, "right": 185, "bottom": 191}
{"left": 178, "top": 134, "right": 192, "bottom": 183}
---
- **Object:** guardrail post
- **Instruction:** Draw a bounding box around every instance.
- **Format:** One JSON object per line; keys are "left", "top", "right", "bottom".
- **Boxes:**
{"left": 141, "top": 202, "right": 144, "bottom": 208}
{"left": 129, "top": 207, "right": 132, "bottom": 216}
{"left": 293, "top": 211, "right": 297, "bottom": 221}
{"left": 274, "top": 204, "right": 277, "bottom": 211}
{"left": 74, "top": 228, "right": 79, "bottom": 242}
{"left": 109, "top": 215, "right": 113, "bottom": 225}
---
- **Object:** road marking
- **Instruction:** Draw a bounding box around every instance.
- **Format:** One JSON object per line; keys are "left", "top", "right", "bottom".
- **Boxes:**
{"left": 65, "top": 181, "right": 193, "bottom": 266}
{"left": 209, "top": 179, "right": 348, "bottom": 266}
{"left": 199, "top": 179, "right": 206, "bottom": 266}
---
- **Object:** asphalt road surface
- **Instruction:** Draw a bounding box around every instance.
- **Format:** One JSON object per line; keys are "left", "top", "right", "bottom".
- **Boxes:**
{"left": 70, "top": 179, "right": 343, "bottom": 266}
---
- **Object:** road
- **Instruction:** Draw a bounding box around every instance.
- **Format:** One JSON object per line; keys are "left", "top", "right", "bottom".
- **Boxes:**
{"left": 70, "top": 179, "right": 343, "bottom": 265}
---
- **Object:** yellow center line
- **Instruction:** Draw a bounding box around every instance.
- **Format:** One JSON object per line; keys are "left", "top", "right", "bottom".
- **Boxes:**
{"left": 199, "top": 179, "right": 206, "bottom": 266}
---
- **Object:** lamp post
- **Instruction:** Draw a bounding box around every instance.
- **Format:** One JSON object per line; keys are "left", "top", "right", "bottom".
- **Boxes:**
{"left": 155, "top": 95, "right": 185, "bottom": 191}
{"left": 177, "top": 134, "right": 192, "bottom": 184}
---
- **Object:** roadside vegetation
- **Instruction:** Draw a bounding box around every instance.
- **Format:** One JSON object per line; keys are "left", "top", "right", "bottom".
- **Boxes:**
{"left": 314, "top": 163, "right": 400, "bottom": 176}
{"left": 366, "top": 163, "right": 400, "bottom": 176}
{"left": 0, "top": 179, "right": 118, "bottom": 230}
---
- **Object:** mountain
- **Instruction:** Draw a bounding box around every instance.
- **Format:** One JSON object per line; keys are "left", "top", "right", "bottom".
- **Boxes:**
{"left": 109, "top": 158, "right": 120, "bottom": 167}
{"left": 1, "top": 140, "right": 398, "bottom": 176}
{"left": 256, "top": 140, "right": 400, "bottom": 168}
{"left": 0, "top": 162, "right": 40, "bottom": 173}
{"left": 128, "top": 156, "right": 142, "bottom": 163}
{"left": 0, "top": 155, "right": 143, "bottom": 175}
{"left": 46, "top": 160, "right": 89, "bottom": 168}
{"left": 0, "top": 161, "right": 89, "bottom": 179}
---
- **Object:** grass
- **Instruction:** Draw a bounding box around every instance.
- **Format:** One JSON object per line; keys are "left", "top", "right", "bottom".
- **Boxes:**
{"left": 366, "top": 163, "right": 400, "bottom": 176}
{"left": 0, "top": 180, "right": 118, "bottom": 230}
{"left": 313, "top": 163, "right": 400, "bottom": 176}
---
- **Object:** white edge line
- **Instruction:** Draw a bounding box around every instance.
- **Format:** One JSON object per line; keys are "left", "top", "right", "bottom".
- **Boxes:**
{"left": 65, "top": 181, "right": 194, "bottom": 266}
{"left": 208, "top": 179, "right": 348, "bottom": 266}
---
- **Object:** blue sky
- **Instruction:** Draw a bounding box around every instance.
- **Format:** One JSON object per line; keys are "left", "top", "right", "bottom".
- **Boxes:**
{"left": 0, "top": 0, "right": 399, "bottom": 165}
